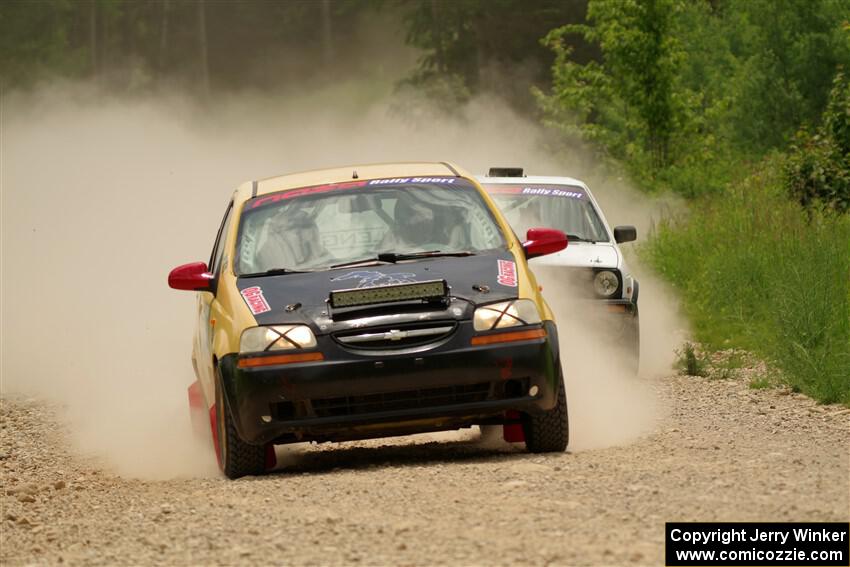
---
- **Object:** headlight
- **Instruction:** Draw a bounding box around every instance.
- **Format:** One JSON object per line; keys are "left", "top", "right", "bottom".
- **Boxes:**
{"left": 239, "top": 325, "right": 317, "bottom": 353}
{"left": 473, "top": 299, "right": 542, "bottom": 331}
{"left": 593, "top": 270, "right": 620, "bottom": 298}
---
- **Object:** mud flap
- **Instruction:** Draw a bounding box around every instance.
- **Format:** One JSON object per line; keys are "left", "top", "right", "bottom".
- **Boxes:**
{"left": 209, "top": 404, "right": 221, "bottom": 469}
{"left": 265, "top": 445, "right": 277, "bottom": 470}
{"left": 188, "top": 381, "right": 209, "bottom": 437}
{"left": 503, "top": 410, "right": 526, "bottom": 443}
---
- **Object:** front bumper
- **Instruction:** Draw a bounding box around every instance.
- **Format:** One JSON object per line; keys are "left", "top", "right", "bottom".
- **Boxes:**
{"left": 219, "top": 320, "right": 560, "bottom": 445}
{"left": 600, "top": 278, "right": 639, "bottom": 338}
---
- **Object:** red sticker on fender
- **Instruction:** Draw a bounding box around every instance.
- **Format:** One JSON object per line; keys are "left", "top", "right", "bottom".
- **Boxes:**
{"left": 497, "top": 259, "right": 518, "bottom": 287}
{"left": 241, "top": 286, "right": 271, "bottom": 314}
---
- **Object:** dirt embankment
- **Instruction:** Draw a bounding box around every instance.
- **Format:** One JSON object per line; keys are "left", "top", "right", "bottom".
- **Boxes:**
{"left": 2, "top": 369, "right": 848, "bottom": 566}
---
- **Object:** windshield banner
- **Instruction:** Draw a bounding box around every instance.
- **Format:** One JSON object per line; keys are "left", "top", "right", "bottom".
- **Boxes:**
{"left": 485, "top": 185, "right": 585, "bottom": 199}
{"left": 250, "top": 177, "right": 463, "bottom": 210}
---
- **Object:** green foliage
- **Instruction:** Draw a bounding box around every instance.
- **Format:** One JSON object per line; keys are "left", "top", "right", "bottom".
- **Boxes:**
{"left": 538, "top": 0, "right": 850, "bottom": 197}
{"left": 537, "top": 0, "right": 680, "bottom": 173}
{"left": 720, "top": 0, "right": 850, "bottom": 152}
{"left": 714, "top": 352, "right": 745, "bottom": 380}
{"left": 0, "top": 0, "right": 390, "bottom": 93}
{"left": 0, "top": 0, "right": 87, "bottom": 86}
{"left": 0, "top": 0, "right": 593, "bottom": 105}
{"left": 402, "top": 0, "right": 480, "bottom": 80}
{"left": 676, "top": 342, "right": 707, "bottom": 377}
{"left": 748, "top": 377, "right": 773, "bottom": 390}
{"left": 645, "top": 162, "right": 850, "bottom": 405}
{"left": 785, "top": 72, "right": 850, "bottom": 213}
{"left": 400, "top": 0, "right": 590, "bottom": 110}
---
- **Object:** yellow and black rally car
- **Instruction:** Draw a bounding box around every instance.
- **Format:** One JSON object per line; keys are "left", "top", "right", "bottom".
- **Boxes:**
{"left": 169, "top": 162, "right": 570, "bottom": 478}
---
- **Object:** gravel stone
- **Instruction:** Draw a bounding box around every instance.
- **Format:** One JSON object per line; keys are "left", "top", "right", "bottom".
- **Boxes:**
{"left": 1, "top": 370, "right": 848, "bottom": 566}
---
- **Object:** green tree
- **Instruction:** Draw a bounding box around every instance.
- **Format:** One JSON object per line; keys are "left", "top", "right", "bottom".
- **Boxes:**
{"left": 785, "top": 71, "right": 850, "bottom": 213}
{"left": 401, "top": 0, "right": 590, "bottom": 111}
{"left": 537, "top": 0, "right": 681, "bottom": 174}
{"left": 0, "top": 0, "right": 383, "bottom": 93}
{"left": 538, "top": 0, "right": 850, "bottom": 196}
{"left": 720, "top": 0, "right": 850, "bottom": 152}
{"left": 0, "top": 0, "right": 86, "bottom": 87}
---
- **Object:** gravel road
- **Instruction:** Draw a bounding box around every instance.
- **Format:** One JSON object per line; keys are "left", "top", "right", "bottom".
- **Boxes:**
{"left": 2, "top": 370, "right": 848, "bottom": 566}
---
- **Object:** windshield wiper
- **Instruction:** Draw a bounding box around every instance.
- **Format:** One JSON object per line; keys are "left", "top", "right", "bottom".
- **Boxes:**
{"left": 383, "top": 250, "right": 476, "bottom": 261}
{"left": 566, "top": 234, "right": 593, "bottom": 243}
{"left": 239, "top": 268, "right": 304, "bottom": 278}
{"left": 330, "top": 250, "right": 475, "bottom": 270}
{"left": 329, "top": 257, "right": 394, "bottom": 269}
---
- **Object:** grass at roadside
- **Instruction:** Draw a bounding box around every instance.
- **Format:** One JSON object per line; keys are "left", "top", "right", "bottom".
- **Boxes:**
{"left": 644, "top": 161, "right": 850, "bottom": 405}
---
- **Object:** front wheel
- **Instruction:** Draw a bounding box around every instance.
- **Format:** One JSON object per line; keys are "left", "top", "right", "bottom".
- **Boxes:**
{"left": 522, "top": 369, "right": 569, "bottom": 453}
{"left": 214, "top": 373, "right": 268, "bottom": 479}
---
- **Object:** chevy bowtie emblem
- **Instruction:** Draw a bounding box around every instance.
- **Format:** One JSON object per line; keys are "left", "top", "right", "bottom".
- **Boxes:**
{"left": 386, "top": 329, "right": 407, "bottom": 341}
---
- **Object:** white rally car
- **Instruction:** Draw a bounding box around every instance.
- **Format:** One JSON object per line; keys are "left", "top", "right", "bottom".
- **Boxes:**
{"left": 477, "top": 168, "right": 640, "bottom": 371}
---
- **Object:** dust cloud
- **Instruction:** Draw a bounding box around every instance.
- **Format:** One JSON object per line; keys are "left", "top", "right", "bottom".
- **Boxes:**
{"left": 541, "top": 267, "right": 684, "bottom": 451}
{"left": 1, "top": 76, "right": 684, "bottom": 477}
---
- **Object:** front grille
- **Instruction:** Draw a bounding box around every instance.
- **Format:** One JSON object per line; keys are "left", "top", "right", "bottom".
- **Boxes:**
{"left": 333, "top": 321, "right": 457, "bottom": 350}
{"left": 299, "top": 378, "right": 529, "bottom": 419}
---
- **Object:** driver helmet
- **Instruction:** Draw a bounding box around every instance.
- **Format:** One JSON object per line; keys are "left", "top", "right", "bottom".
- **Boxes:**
{"left": 394, "top": 194, "right": 439, "bottom": 248}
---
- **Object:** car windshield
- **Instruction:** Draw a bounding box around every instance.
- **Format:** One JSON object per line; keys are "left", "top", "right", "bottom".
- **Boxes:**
{"left": 484, "top": 184, "right": 609, "bottom": 243}
{"left": 235, "top": 177, "right": 506, "bottom": 274}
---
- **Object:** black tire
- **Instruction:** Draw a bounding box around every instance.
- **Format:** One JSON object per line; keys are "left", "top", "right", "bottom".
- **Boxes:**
{"left": 522, "top": 369, "right": 569, "bottom": 453}
{"left": 215, "top": 373, "right": 266, "bottom": 479}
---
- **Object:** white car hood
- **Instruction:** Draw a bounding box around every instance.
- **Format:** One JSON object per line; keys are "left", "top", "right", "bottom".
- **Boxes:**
{"left": 529, "top": 243, "right": 620, "bottom": 269}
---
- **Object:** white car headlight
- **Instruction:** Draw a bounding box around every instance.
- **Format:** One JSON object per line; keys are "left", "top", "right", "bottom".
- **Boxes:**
{"left": 473, "top": 299, "right": 542, "bottom": 331}
{"left": 240, "top": 325, "right": 317, "bottom": 353}
{"left": 593, "top": 270, "right": 620, "bottom": 298}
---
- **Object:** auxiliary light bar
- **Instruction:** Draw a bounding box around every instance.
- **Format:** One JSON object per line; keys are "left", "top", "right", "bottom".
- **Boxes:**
{"left": 330, "top": 279, "right": 448, "bottom": 308}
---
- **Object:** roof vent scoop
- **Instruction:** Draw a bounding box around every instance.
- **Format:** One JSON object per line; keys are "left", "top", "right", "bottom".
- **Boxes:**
{"left": 488, "top": 167, "right": 524, "bottom": 177}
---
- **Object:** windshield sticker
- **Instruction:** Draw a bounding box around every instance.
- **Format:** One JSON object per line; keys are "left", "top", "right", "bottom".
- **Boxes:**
{"left": 331, "top": 270, "right": 417, "bottom": 289}
{"left": 250, "top": 177, "right": 464, "bottom": 210}
{"left": 241, "top": 286, "right": 271, "bottom": 314}
{"left": 368, "top": 177, "right": 456, "bottom": 185}
{"left": 322, "top": 227, "right": 385, "bottom": 252}
{"left": 497, "top": 259, "right": 518, "bottom": 287}
{"left": 485, "top": 185, "right": 585, "bottom": 199}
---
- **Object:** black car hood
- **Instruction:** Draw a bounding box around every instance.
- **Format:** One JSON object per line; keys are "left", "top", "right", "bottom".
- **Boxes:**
{"left": 235, "top": 250, "right": 521, "bottom": 334}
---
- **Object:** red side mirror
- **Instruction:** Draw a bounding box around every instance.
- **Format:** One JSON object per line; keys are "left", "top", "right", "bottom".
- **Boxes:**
{"left": 522, "top": 228, "right": 568, "bottom": 259}
{"left": 168, "top": 262, "right": 214, "bottom": 291}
